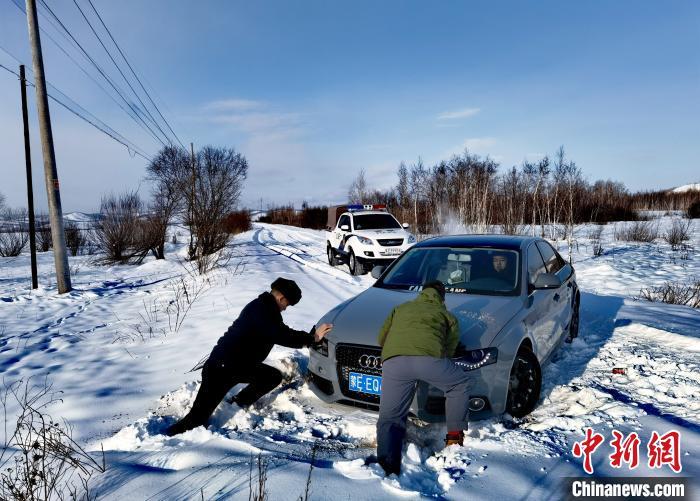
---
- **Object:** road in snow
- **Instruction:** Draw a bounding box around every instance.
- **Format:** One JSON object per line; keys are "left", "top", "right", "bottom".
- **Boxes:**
{"left": 0, "top": 218, "right": 698, "bottom": 499}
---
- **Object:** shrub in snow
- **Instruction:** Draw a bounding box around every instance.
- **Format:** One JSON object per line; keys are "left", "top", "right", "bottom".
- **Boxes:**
{"left": 222, "top": 210, "right": 252, "bottom": 234}
{"left": 0, "top": 379, "right": 105, "bottom": 500}
{"left": 638, "top": 280, "right": 700, "bottom": 308}
{"left": 587, "top": 225, "right": 604, "bottom": 256}
{"left": 35, "top": 214, "right": 52, "bottom": 253}
{"left": 65, "top": 222, "right": 87, "bottom": 256}
{"left": 614, "top": 221, "right": 658, "bottom": 243}
{"left": 687, "top": 200, "right": 700, "bottom": 219}
{"left": 664, "top": 218, "right": 692, "bottom": 250}
{"left": 0, "top": 209, "right": 28, "bottom": 257}
{"left": 95, "top": 192, "right": 159, "bottom": 264}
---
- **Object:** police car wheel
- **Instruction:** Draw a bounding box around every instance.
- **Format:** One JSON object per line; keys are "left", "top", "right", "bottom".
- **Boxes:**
{"left": 327, "top": 245, "right": 339, "bottom": 266}
{"left": 348, "top": 250, "right": 364, "bottom": 275}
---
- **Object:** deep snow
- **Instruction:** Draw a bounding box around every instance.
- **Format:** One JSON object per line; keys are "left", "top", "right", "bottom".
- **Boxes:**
{"left": 0, "top": 217, "right": 698, "bottom": 499}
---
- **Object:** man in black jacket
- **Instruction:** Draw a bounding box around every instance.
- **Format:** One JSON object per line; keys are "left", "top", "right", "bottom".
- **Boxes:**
{"left": 165, "top": 277, "right": 332, "bottom": 436}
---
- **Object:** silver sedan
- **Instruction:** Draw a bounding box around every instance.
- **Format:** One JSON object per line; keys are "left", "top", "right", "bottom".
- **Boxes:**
{"left": 308, "top": 235, "right": 580, "bottom": 421}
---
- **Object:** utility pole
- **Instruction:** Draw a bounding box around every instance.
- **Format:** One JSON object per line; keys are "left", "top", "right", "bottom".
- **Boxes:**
{"left": 25, "top": 0, "right": 71, "bottom": 293}
{"left": 20, "top": 64, "right": 38, "bottom": 289}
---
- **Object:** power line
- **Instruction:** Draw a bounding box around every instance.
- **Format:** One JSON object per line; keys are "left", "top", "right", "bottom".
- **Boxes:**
{"left": 71, "top": 0, "right": 175, "bottom": 147}
{"left": 33, "top": 0, "right": 170, "bottom": 147}
{"left": 1, "top": 43, "right": 152, "bottom": 159}
{"left": 0, "top": 55, "right": 153, "bottom": 162}
{"left": 8, "top": 0, "right": 162, "bottom": 145}
{"left": 85, "top": 0, "right": 184, "bottom": 149}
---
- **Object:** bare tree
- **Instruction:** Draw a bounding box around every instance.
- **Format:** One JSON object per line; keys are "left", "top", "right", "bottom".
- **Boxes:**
{"left": 186, "top": 146, "right": 248, "bottom": 273}
{"left": 348, "top": 168, "right": 370, "bottom": 204}
{"left": 0, "top": 191, "right": 6, "bottom": 211}
{"left": 408, "top": 159, "right": 427, "bottom": 231}
{"left": 146, "top": 146, "right": 190, "bottom": 259}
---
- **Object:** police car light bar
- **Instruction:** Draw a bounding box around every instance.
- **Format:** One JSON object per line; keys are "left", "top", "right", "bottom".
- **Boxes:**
{"left": 347, "top": 204, "right": 387, "bottom": 212}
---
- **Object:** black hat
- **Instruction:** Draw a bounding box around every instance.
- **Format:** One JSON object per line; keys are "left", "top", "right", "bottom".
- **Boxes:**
{"left": 423, "top": 280, "right": 446, "bottom": 300}
{"left": 271, "top": 277, "right": 302, "bottom": 305}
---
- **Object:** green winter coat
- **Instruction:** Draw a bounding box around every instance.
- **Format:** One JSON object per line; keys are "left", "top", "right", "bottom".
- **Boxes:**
{"left": 377, "top": 287, "right": 460, "bottom": 362}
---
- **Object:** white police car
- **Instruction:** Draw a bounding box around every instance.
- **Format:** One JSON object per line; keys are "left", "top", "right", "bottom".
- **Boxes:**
{"left": 326, "top": 204, "right": 416, "bottom": 275}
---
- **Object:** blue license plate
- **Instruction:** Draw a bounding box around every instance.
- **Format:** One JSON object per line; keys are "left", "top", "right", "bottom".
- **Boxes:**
{"left": 349, "top": 372, "right": 382, "bottom": 395}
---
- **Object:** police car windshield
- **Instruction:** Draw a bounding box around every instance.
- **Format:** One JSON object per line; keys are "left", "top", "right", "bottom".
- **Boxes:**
{"left": 377, "top": 247, "right": 520, "bottom": 296}
{"left": 353, "top": 214, "right": 402, "bottom": 230}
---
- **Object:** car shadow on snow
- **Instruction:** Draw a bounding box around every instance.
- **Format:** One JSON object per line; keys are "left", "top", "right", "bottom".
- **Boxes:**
{"left": 536, "top": 291, "right": 625, "bottom": 406}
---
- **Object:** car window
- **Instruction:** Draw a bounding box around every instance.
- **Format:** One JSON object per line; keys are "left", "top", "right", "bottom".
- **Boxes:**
{"left": 378, "top": 246, "right": 519, "bottom": 296}
{"left": 536, "top": 241, "right": 565, "bottom": 274}
{"left": 353, "top": 214, "right": 401, "bottom": 230}
{"left": 338, "top": 215, "right": 350, "bottom": 230}
{"left": 527, "top": 244, "right": 547, "bottom": 285}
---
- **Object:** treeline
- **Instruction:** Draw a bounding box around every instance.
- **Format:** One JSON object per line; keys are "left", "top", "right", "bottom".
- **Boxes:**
{"left": 345, "top": 147, "right": 699, "bottom": 235}
{"left": 259, "top": 147, "right": 699, "bottom": 238}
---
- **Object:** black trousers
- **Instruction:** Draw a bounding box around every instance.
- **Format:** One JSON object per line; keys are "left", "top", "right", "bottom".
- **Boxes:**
{"left": 167, "top": 361, "right": 282, "bottom": 434}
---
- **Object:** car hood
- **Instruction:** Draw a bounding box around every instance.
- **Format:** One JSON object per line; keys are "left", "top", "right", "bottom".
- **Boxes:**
{"left": 353, "top": 228, "right": 408, "bottom": 239}
{"left": 320, "top": 286, "right": 522, "bottom": 350}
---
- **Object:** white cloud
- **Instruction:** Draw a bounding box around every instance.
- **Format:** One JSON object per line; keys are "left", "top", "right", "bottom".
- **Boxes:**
{"left": 436, "top": 107, "right": 480, "bottom": 120}
{"left": 461, "top": 137, "right": 497, "bottom": 152}
{"left": 203, "top": 98, "right": 263, "bottom": 112}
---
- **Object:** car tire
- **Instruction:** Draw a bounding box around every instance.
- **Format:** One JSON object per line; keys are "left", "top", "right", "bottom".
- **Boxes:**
{"left": 506, "top": 347, "right": 542, "bottom": 418}
{"left": 327, "top": 245, "right": 340, "bottom": 266}
{"left": 348, "top": 250, "right": 364, "bottom": 276}
{"left": 567, "top": 295, "right": 580, "bottom": 341}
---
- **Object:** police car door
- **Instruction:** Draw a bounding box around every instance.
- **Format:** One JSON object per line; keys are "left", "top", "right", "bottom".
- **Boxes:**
{"left": 334, "top": 214, "right": 351, "bottom": 252}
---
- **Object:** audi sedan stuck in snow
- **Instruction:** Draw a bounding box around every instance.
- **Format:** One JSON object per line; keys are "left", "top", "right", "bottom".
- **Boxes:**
{"left": 308, "top": 235, "right": 580, "bottom": 421}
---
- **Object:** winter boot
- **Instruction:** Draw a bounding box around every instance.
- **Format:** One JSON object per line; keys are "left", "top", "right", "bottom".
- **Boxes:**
{"left": 445, "top": 431, "right": 464, "bottom": 447}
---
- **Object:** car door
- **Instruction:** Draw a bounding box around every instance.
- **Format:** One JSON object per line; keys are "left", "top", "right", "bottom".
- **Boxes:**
{"left": 523, "top": 243, "right": 557, "bottom": 359}
{"left": 536, "top": 241, "right": 571, "bottom": 344}
{"left": 334, "top": 214, "right": 351, "bottom": 252}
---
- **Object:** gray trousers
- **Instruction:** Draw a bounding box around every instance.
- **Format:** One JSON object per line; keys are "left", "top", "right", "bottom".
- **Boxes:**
{"left": 376, "top": 355, "right": 471, "bottom": 473}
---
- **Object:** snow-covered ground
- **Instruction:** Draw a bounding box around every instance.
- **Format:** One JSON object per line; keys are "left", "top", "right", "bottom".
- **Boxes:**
{"left": 1, "top": 217, "right": 698, "bottom": 499}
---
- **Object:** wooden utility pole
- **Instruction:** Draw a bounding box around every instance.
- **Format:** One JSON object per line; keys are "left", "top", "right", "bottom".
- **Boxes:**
{"left": 25, "top": 0, "right": 71, "bottom": 293}
{"left": 19, "top": 64, "right": 38, "bottom": 289}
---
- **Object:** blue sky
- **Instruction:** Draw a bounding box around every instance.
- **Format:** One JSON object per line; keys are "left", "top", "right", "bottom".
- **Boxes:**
{"left": 1, "top": 0, "right": 698, "bottom": 212}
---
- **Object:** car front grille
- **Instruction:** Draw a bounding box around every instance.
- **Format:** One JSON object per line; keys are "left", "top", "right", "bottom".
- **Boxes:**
{"left": 377, "top": 238, "right": 403, "bottom": 247}
{"left": 335, "top": 343, "right": 382, "bottom": 404}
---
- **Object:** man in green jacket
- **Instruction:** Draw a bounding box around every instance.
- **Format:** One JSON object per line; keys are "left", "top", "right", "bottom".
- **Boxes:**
{"left": 376, "top": 280, "right": 471, "bottom": 476}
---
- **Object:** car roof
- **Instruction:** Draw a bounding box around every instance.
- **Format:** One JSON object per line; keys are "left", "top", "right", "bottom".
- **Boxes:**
{"left": 414, "top": 234, "right": 539, "bottom": 250}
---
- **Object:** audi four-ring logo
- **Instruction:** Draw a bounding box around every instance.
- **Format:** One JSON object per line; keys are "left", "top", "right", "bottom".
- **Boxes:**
{"left": 359, "top": 355, "right": 382, "bottom": 369}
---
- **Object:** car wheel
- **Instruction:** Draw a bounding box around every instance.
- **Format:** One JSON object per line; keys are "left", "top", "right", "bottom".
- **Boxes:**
{"left": 348, "top": 250, "right": 364, "bottom": 275}
{"left": 506, "top": 347, "right": 541, "bottom": 418}
{"left": 567, "top": 295, "right": 580, "bottom": 341}
{"left": 327, "top": 245, "right": 339, "bottom": 266}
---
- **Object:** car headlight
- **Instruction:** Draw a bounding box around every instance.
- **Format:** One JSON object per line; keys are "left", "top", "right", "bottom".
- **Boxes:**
{"left": 356, "top": 236, "right": 373, "bottom": 245}
{"left": 312, "top": 338, "right": 328, "bottom": 357}
{"left": 407, "top": 234, "right": 416, "bottom": 243}
{"left": 453, "top": 348, "right": 498, "bottom": 370}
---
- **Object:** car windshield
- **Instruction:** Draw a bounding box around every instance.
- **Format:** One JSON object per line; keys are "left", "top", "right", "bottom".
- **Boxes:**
{"left": 377, "top": 246, "right": 520, "bottom": 295}
{"left": 353, "top": 214, "right": 401, "bottom": 230}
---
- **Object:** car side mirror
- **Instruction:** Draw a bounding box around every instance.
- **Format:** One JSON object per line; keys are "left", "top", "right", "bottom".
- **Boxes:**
{"left": 371, "top": 265, "right": 386, "bottom": 279}
{"left": 533, "top": 273, "right": 562, "bottom": 290}
{"left": 340, "top": 225, "right": 349, "bottom": 231}
{"left": 402, "top": 222, "right": 409, "bottom": 229}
